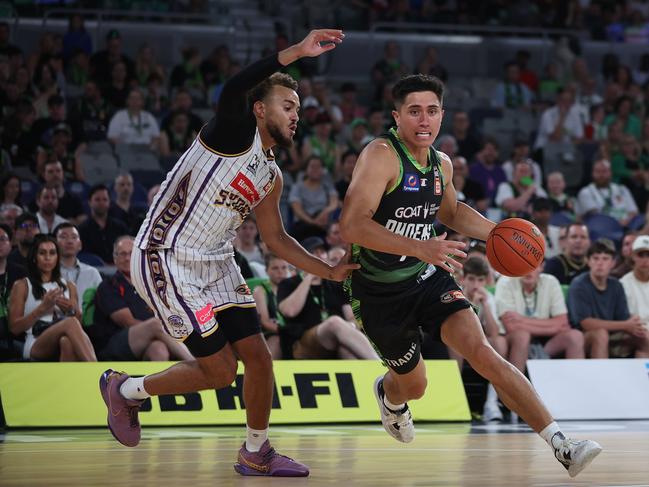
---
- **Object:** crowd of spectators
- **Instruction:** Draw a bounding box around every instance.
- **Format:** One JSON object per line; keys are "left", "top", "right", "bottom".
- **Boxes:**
{"left": 3, "top": 10, "right": 649, "bottom": 420}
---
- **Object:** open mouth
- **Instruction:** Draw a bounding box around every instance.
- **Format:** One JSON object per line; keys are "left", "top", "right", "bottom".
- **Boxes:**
{"left": 416, "top": 131, "right": 432, "bottom": 138}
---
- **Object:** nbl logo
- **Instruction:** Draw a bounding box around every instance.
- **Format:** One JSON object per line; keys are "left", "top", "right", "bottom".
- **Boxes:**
{"left": 403, "top": 173, "right": 420, "bottom": 192}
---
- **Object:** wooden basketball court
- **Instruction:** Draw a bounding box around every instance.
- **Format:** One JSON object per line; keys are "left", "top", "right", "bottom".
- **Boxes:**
{"left": 2, "top": 421, "right": 648, "bottom": 486}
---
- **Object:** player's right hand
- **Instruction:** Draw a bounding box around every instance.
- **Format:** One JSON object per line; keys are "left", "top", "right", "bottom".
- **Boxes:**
{"left": 418, "top": 232, "right": 467, "bottom": 274}
{"left": 297, "top": 29, "right": 344, "bottom": 58}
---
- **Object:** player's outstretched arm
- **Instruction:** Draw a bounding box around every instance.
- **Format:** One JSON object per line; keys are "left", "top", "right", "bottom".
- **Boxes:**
{"left": 278, "top": 29, "right": 344, "bottom": 65}
{"left": 339, "top": 141, "right": 467, "bottom": 273}
{"left": 254, "top": 172, "right": 358, "bottom": 282}
{"left": 436, "top": 153, "right": 496, "bottom": 241}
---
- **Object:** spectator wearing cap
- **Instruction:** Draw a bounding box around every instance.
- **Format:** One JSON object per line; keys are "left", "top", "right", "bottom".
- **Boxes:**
{"left": 277, "top": 236, "right": 378, "bottom": 360}
{"left": 577, "top": 159, "right": 638, "bottom": 226}
{"left": 289, "top": 156, "right": 339, "bottom": 242}
{"left": 345, "top": 118, "right": 370, "bottom": 153}
{"left": 78, "top": 185, "right": 129, "bottom": 264}
{"left": 35, "top": 186, "right": 68, "bottom": 234}
{"left": 89, "top": 29, "right": 134, "bottom": 83}
{"left": 338, "top": 82, "right": 367, "bottom": 124}
{"left": 107, "top": 88, "right": 160, "bottom": 149}
{"left": 31, "top": 95, "right": 82, "bottom": 150}
{"left": 620, "top": 235, "right": 649, "bottom": 353}
{"left": 301, "top": 111, "right": 341, "bottom": 178}
{"left": 54, "top": 222, "right": 102, "bottom": 314}
{"left": 530, "top": 198, "right": 561, "bottom": 259}
{"left": 8, "top": 213, "right": 40, "bottom": 269}
{"left": 568, "top": 239, "right": 648, "bottom": 358}
{"left": 495, "top": 160, "right": 547, "bottom": 220}
{"left": 297, "top": 95, "right": 321, "bottom": 140}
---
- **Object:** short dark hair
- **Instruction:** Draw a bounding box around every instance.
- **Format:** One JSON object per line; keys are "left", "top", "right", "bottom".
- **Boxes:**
{"left": 392, "top": 74, "right": 444, "bottom": 108}
{"left": 248, "top": 72, "right": 298, "bottom": 105}
{"left": 587, "top": 238, "right": 616, "bottom": 258}
{"left": 15, "top": 212, "right": 38, "bottom": 228}
{"left": 88, "top": 184, "right": 109, "bottom": 200}
{"left": 0, "top": 222, "right": 13, "bottom": 241}
{"left": 53, "top": 221, "right": 77, "bottom": 237}
{"left": 463, "top": 256, "right": 490, "bottom": 278}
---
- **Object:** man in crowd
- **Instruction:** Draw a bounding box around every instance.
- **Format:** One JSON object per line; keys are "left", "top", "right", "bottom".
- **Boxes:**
{"left": 544, "top": 223, "right": 590, "bottom": 285}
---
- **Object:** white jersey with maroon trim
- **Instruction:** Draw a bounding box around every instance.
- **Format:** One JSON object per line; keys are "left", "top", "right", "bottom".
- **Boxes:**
{"left": 135, "top": 128, "right": 277, "bottom": 261}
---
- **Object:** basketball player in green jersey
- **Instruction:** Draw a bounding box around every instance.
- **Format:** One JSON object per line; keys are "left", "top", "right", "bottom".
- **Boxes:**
{"left": 339, "top": 74, "right": 601, "bottom": 477}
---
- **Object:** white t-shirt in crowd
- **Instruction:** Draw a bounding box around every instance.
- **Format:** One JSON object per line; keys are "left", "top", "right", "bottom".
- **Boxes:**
{"left": 495, "top": 273, "right": 567, "bottom": 322}
{"left": 620, "top": 271, "right": 649, "bottom": 322}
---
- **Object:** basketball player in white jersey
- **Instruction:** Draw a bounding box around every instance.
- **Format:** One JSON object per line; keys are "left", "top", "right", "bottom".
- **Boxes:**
{"left": 99, "top": 29, "right": 354, "bottom": 477}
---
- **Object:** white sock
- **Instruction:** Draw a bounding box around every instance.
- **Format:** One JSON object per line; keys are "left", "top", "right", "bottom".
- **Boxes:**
{"left": 483, "top": 384, "right": 500, "bottom": 412}
{"left": 383, "top": 394, "right": 405, "bottom": 412}
{"left": 246, "top": 427, "right": 268, "bottom": 452}
{"left": 119, "top": 377, "right": 150, "bottom": 401}
{"left": 539, "top": 421, "right": 566, "bottom": 449}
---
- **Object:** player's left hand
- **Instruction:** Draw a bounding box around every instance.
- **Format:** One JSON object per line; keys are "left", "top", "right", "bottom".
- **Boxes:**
{"left": 297, "top": 29, "right": 345, "bottom": 58}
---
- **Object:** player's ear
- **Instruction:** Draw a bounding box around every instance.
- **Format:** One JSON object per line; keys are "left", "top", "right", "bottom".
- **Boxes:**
{"left": 391, "top": 109, "right": 399, "bottom": 126}
{"left": 252, "top": 100, "right": 265, "bottom": 118}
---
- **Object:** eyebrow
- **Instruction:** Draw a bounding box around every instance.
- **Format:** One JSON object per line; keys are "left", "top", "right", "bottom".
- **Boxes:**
{"left": 283, "top": 99, "right": 299, "bottom": 108}
{"left": 406, "top": 103, "right": 440, "bottom": 109}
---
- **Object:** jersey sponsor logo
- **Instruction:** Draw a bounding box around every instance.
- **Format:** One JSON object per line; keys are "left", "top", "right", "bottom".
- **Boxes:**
{"left": 149, "top": 172, "right": 192, "bottom": 247}
{"left": 384, "top": 342, "right": 418, "bottom": 369}
{"left": 440, "top": 290, "right": 466, "bottom": 304}
{"left": 214, "top": 189, "right": 252, "bottom": 220}
{"left": 230, "top": 172, "right": 260, "bottom": 204}
{"left": 246, "top": 153, "right": 262, "bottom": 176}
{"left": 147, "top": 250, "right": 169, "bottom": 307}
{"left": 166, "top": 315, "right": 189, "bottom": 338}
{"left": 403, "top": 173, "right": 420, "bottom": 192}
{"left": 262, "top": 166, "right": 277, "bottom": 194}
{"left": 394, "top": 202, "right": 440, "bottom": 220}
{"left": 195, "top": 303, "right": 218, "bottom": 334}
{"left": 385, "top": 219, "right": 433, "bottom": 240}
{"left": 235, "top": 284, "right": 252, "bottom": 296}
{"left": 433, "top": 166, "right": 442, "bottom": 195}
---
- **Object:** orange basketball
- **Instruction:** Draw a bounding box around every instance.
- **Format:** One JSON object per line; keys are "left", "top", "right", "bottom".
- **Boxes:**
{"left": 486, "top": 218, "right": 545, "bottom": 277}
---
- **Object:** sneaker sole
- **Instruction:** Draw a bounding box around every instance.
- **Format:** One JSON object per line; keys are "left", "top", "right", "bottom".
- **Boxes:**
{"left": 234, "top": 463, "right": 309, "bottom": 477}
{"left": 568, "top": 443, "right": 603, "bottom": 478}
{"left": 372, "top": 376, "right": 414, "bottom": 443}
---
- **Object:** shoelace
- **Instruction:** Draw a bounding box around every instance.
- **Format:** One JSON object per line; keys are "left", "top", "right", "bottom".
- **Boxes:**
{"left": 262, "top": 446, "right": 293, "bottom": 463}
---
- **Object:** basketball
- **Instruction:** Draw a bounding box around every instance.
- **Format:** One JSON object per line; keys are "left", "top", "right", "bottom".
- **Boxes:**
{"left": 486, "top": 218, "right": 545, "bottom": 277}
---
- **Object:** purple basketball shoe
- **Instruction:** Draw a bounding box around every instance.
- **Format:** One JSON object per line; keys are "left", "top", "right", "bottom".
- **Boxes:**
{"left": 99, "top": 369, "right": 143, "bottom": 447}
{"left": 234, "top": 440, "right": 309, "bottom": 477}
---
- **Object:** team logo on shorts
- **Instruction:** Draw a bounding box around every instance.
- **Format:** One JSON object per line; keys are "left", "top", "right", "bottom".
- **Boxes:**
{"left": 235, "top": 284, "right": 252, "bottom": 296}
{"left": 403, "top": 173, "right": 420, "bottom": 192}
{"left": 440, "top": 290, "right": 465, "bottom": 304}
{"left": 166, "top": 315, "right": 189, "bottom": 338}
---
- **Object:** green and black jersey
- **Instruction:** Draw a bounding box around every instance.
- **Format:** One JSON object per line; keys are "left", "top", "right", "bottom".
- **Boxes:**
{"left": 348, "top": 127, "right": 446, "bottom": 302}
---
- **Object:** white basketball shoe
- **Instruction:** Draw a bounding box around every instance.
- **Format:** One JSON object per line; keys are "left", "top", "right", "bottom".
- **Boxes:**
{"left": 553, "top": 436, "right": 602, "bottom": 478}
{"left": 373, "top": 376, "right": 415, "bottom": 443}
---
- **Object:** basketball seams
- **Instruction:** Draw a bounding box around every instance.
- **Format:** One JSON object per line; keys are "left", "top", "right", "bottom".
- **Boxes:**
{"left": 487, "top": 236, "right": 514, "bottom": 276}
{"left": 486, "top": 218, "right": 545, "bottom": 277}
{"left": 491, "top": 223, "right": 546, "bottom": 250}
{"left": 494, "top": 233, "right": 539, "bottom": 270}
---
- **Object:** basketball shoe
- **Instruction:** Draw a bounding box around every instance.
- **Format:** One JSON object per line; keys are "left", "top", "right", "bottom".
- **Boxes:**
{"left": 99, "top": 369, "right": 143, "bottom": 447}
{"left": 553, "top": 435, "right": 602, "bottom": 477}
{"left": 373, "top": 376, "right": 415, "bottom": 443}
{"left": 234, "top": 440, "right": 309, "bottom": 477}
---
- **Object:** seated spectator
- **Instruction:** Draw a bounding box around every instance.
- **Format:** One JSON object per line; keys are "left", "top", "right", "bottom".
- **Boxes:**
{"left": 325, "top": 221, "right": 344, "bottom": 249}
{"left": 35, "top": 124, "right": 84, "bottom": 181}
{"left": 338, "top": 82, "right": 367, "bottom": 124}
{"left": 370, "top": 41, "right": 410, "bottom": 102}
{"left": 416, "top": 46, "right": 448, "bottom": 82}
{"left": 170, "top": 46, "right": 206, "bottom": 104}
{"left": 612, "top": 231, "right": 637, "bottom": 278}
{"left": 62, "top": 14, "right": 92, "bottom": 61}
{"left": 0, "top": 223, "right": 27, "bottom": 360}
{"left": 491, "top": 61, "right": 534, "bottom": 111}
{"left": 345, "top": 118, "right": 370, "bottom": 154}
{"left": 451, "top": 111, "right": 482, "bottom": 161}
{"left": 72, "top": 80, "right": 111, "bottom": 142}
{"left": 90, "top": 236, "right": 193, "bottom": 361}
{"left": 497, "top": 265, "right": 584, "bottom": 374}
{"left": 301, "top": 113, "right": 340, "bottom": 178}
{"left": 530, "top": 198, "right": 562, "bottom": 259}
{"left": 133, "top": 43, "right": 165, "bottom": 87}
{"left": 36, "top": 160, "right": 86, "bottom": 225}
{"left": 78, "top": 185, "right": 129, "bottom": 264}
{"left": 277, "top": 237, "right": 378, "bottom": 360}
{"left": 54, "top": 222, "right": 102, "bottom": 315}
{"left": 533, "top": 88, "right": 584, "bottom": 156}
{"left": 0, "top": 205, "right": 23, "bottom": 234}
{"left": 289, "top": 156, "right": 339, "bottom": 241}
{"left": 435, "top": 134, "right": 458, "bottom": 159}
{"left": 452, "top": 156, "right": 488, "bottom": 213}
{"left": 234, "top": 216, "right": 265, "bottom": 272}
{"left": 458, "top": 257, "right": 507, "bottom": 422}
{"left": 160, "top": 88, "right": 204, "bottom": 135}
{"left": 620, "top": 236, "right": 649, "bottom": 352}
{"left": 107, "top": 88, "right": 160, "bottom": 150}
{"left": 495, "top": 160, "right": 547, "bottom": 219}
{"left": 0, "top": 173, "right": 24, "bottom": 211}
{"left": 546, "top": 171, "right": 577, "bottom": 215}
{"left": 8, "top": 234, "right": 96, "bottom": 361}
{"left": 544, "top": 223, "right": 591, "bottom": 285}
{"left": 8, "top": 213, "right": 40, "bottom": 269}
{"left": 568, "top": 239, "right": 649, "bottom": 358}
{"left": 501, "top": 140, "right": 543, "bottom": 187}
{"left": 109, "top": 172, "right": 145, "bottom": 235}
{"left": 604, "top": 95, "right": 641, "bottom": 139}
{"left": 1, "top": 100, "right": 39, "bottom": 172}
{"left": 89, "top": 29, "right": 134, "bottom": 84}
{"left": 253, "top": 253, "right": 290, "bottom": 359}
{"left": 31, "top": 94, "right": 82, "bottom": 155}
{"left": 159, "top": 110, "right": 196, "bottom": 160}
{"left": 335, "top": 150, "right": 358, "bottom": 202}
{"left": 103, "top": 61, "right": 131, "bottom": 109}
{"left": 35, "top": 186, "right": 67, "bottom": 234}
{"left": 469, "top": 139, "right": 506, "bottom": 206}
{"left": 577, "top": 159, "right": 638, "bottom": 226}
